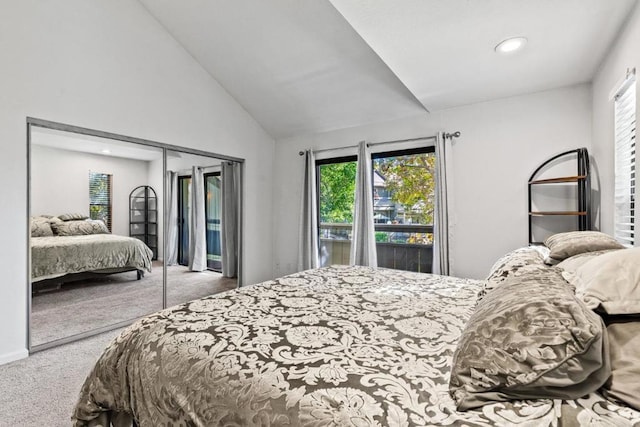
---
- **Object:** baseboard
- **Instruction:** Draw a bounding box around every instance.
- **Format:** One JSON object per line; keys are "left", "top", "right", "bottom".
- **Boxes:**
{"left": 0, "top": 348, "right": 29, "bottom": 366}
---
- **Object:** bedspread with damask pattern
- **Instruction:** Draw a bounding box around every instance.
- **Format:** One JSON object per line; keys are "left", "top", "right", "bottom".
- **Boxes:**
{"left": 31, "top": 234, "right": 152, "bottom": 281}
{"left": 72, "top": 266, "right": 640, "bottom": 426}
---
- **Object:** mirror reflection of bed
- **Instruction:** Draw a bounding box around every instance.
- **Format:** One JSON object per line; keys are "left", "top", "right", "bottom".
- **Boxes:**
{"left": 29, "top": 124, "right": 239, "bottom": 350}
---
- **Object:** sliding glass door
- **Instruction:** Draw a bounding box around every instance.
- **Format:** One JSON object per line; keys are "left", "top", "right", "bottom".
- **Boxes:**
{"left": 177, "top": 176, "right": 191, "bottom": 266}
{"left": 205, "top": 172, "right": 222, "bottom": 271}
{"left": 177, "top": 173, "right": 222, "bottom": 271}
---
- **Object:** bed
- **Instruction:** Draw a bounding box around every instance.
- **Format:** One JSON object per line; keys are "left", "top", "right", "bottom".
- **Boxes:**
{"left": 72, "top": 231, "right": 640, "bottom": 426}
{"left": 31, "top": 215, "right": 153, "bottom": 289}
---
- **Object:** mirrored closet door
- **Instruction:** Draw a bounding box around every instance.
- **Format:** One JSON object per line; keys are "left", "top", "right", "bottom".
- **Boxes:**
{"left": 164, "top": 150, "right": 241, "bottom": 307}
{"left": 28, "top": 123, "right": 166, "bottom": 350}
{"left": 28, "top": 119, "right": 243, "bottom": 352}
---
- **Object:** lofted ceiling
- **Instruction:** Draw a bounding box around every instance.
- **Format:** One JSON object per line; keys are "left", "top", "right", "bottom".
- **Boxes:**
{"left": 139, "top": 0, "right": 637, "bottom": 139}
{"left": 329, "top": 0, "right": 638, "bottom": 111}
{"left": 138, "top": 0, "right": 426, "bottom": 139}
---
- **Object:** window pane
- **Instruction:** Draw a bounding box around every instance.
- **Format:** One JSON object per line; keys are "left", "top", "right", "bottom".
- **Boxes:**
{"left": 373, "top": 150, "right": 435, "bottom": 246}
{"left": 318, "top": 160, "right": 356, "bottom": 266}
{"left": 89, "top": 172, "right": 112, "bottom": 231}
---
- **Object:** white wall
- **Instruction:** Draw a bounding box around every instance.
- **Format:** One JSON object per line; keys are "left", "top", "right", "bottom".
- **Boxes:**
{"left": 273, "top": 84, "right": 592, "bottom": 280}
{"left": 0, "top": 1, "right": 275, "bottom": 365}
{"left": 592, "top": 2, "right": 640, "bottom": 235}
{"left": 31, "top": 145, "right": 151, "bottom": 236}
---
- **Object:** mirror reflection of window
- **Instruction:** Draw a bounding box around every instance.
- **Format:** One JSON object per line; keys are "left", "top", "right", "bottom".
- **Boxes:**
{"left": 89, "top": 172, "right": 112, "bottom": 232}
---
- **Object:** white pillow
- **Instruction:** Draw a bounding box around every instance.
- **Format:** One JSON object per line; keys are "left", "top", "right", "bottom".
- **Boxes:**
{"left": 562, "top": 247, "right": 640, "bottom": 315}
{"left": 555, "top": 249, "right": 621, "bottom": 275}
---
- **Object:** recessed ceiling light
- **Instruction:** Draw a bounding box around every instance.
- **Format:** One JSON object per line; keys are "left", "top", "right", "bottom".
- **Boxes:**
{"left": 495, "top": 37, "right": 527, "bottom": 54}
{"left": 101, "top": 149, "right": 111, "bottom": 154}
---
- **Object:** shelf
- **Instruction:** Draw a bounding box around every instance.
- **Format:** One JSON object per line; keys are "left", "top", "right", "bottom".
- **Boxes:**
{"left": 529, "top": 175, "right": 586, "bottom": 184}
{"left": 529, "top": 211, "right": 587, "bottom": 216}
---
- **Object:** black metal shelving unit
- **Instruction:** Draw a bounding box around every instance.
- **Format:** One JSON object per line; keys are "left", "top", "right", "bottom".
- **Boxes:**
{"left": 528, "top": 148, "right": 591, "bottom": 244}
{"left": 129, "top": 185, "right": 158, "bottom": 260}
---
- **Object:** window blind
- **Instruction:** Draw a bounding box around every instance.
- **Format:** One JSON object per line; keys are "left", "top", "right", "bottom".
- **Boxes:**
{"left": 89, "top": 172, "right": 112, "bottom": 231}
{"left": 614, "top": 78, "right": 636, "bottom": 246}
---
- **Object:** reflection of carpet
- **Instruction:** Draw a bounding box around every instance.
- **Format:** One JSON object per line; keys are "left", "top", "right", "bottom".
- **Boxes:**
{"left": 31, "top": 262, "right": 237, "bottom": 347}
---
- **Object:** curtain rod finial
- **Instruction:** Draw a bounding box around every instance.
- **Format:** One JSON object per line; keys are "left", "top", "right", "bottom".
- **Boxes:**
{"left": 299, "top": 151, "right": 305, "bottom": 156}
{"left": 444, "top": 131, "right": 461, "bottom": 139}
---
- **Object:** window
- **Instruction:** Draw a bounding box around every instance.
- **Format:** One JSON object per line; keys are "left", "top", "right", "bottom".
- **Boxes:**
{"left": 316, "top": 146, "right": 436, "bottom": 272}
{"left": 614, "top": 77, "right": 636, "bottom": 246}
{"left": 89, "top": 172, "right": 112, "bottom": 231}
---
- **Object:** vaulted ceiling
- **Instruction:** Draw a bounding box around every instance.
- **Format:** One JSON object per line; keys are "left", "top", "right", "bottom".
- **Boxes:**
{"left": 139, "top": 0, "right": 637, "bottom": 139}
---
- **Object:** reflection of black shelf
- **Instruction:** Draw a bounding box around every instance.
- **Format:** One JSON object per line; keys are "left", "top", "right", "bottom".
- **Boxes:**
{"left": 528, "top": 148, "right": 591, "bottom": 244}
{"left": 129, "top": 185, "right": 158, "bottom": 260}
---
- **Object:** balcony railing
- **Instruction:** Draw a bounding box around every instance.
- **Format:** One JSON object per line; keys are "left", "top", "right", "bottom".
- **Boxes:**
{"left": 319, "top": 222, "right": 433, "bottom": 273}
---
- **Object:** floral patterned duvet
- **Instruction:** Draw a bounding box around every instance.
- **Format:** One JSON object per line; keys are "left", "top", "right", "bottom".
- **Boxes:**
{"left": 72, "top": 266, "right": 640, "bottom": 426}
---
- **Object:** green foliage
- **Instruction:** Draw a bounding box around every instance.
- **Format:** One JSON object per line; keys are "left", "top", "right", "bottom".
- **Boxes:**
{"left": 319, "top": 162, "right": 356, "bottom": 223}
{"left": 375, "top": 231, "right": 388, "bottom": 242}
{"left": 375, "top": 153, "right": 435, "bottom": 225}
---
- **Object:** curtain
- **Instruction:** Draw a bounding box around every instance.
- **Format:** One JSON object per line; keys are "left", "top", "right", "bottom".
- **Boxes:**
{"left": 297, "top": 150, "right": 320, "bottom": 271}
{"left": 221, "top": 162, "right": 239, "bottom": 278}
{"left": 433, "top": 132, "right": 450, "bottom": 275}
{"left": 165, "top": 171, "right": 179, "bottom": 265}
{"left": 188, "top": 166, "right": 207, "bottom": 271}
{"left": 350, "top": 141, "right": 378, "bottom": 267}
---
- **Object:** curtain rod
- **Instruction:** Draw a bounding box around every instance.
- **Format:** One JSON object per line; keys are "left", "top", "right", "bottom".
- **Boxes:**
{"left": 298, "top": 131, "right": 461, "bottom": 156}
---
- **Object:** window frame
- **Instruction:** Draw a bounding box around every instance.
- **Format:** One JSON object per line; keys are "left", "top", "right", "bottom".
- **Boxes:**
{"left": 314, "top": 145, "right": 436, "bottom": 272}
{"left": 370, "top": 145, "right": 436, "bottom": 235}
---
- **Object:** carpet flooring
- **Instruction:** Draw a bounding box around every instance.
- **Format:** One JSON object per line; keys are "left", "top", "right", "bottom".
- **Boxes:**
{"left": 0, "top": 328, "right": 123, "bottom": 426}
{"left": 31, "top": 262, "right": 237, "bottom": 347}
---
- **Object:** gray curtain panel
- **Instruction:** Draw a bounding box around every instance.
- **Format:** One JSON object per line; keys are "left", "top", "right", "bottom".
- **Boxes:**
{"left": 433, "top": 132, "right": 450, "bottom": 275}
{"left": 189, "top": 166, "right": 207, "bottom": 272}
{"left": 350, "top": 141, "right": 378, "bottom": 267}
{"left": 221, "top": 162, "right": 239, "bottom": 278}
{"left": 297, "top": 150, "right": 320, "bottom": 271}
{"left": 165, "top": 171, "right": 179, "bottom": 265}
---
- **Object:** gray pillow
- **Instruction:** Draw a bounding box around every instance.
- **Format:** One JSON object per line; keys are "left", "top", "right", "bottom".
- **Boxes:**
{"left": 58, "top": 212, "right": 89, "bottom": 221}
{"left": 30, "top": 217, "right": 54, "bottom": 237}
{"left": 450, "top": 268, "right": 610, "bottom": 410}
{"left": 544, "top": 231, "right": 624, "bottom": 262}
{"left": 51, "top": 219, "right": 109, "bottom": 236}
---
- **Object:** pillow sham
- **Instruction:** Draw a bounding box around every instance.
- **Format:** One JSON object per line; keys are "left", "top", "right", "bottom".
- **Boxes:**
{"left": 30, "top": 217, "right": 54, "bottom": 237}
{"left": 51, "top": 219, "right": 109, "bottom": 236}
{"left": 450, "top": 268, "right": 610, "bottom": 410}
{"left": 555, "top": 249, "right": 620, "bottom": 275}
{"left": 562, "top": 247, "right": 640, "bottom": 315}
{"left": 544, "top": 231, "right": 624, "bottom": 263}
{"left": 600, "top": 315, "right": 640, "bottom": 411}
{"left": 57, "top": 212, "right": 89, "bottom": 221}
